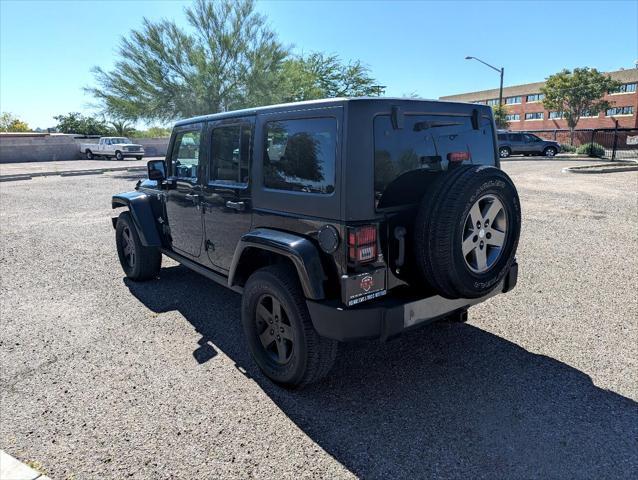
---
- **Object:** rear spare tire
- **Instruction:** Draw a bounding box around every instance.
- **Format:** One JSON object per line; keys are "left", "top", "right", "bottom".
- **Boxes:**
{"left": 414, "top": 165, "right": 520, "bottom": 299}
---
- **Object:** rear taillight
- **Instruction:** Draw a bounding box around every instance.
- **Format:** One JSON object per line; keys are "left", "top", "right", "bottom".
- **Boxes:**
{"left": 347, "top": 225, "right": 378, "bottom": 264}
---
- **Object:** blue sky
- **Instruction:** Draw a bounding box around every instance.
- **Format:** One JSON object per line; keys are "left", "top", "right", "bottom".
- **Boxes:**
{"left": 1, "top": 0, "right": 636, "bottom": 128}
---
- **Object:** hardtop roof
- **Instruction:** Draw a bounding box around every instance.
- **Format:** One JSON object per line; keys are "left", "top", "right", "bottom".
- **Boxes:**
{"left": 173, "top": 97, "right": 484, "bottom": 127}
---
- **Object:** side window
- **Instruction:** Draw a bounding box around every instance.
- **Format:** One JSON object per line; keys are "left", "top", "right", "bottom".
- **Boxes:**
{"left": 509, "top": 133, "right": 523, "bottom": 142}
{"left": 171, "top": 130, "right": 201, "bottom": 180}
{"left": 263, "top": 118, "right": 336, "bottom": 194}
{"left": 497, "top": 133, "right": 507, "bottom": 141}
{"left": 210, "top": 124, "right": 251, "bottom": 184}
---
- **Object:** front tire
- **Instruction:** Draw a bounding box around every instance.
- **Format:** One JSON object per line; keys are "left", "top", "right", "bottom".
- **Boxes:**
{"left": 544, "top": 147, "right": 557, "bottom": 157}
{"left": 241, "top": 265, "right": 337, "bottom": 387}
{"left": 115, "top": 211, "right": 161, "bottom": 280}
{"left": 115, "top": 151, "right": 124, "bottom": 161}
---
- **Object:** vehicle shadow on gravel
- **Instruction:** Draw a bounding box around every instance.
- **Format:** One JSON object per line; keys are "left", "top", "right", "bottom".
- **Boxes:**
{"left": 126, "top": 265, "right": 638, "bottom": 480}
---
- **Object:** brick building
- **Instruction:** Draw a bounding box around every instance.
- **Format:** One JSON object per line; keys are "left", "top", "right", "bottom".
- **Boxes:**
{"left": 440, "top": 68, "right": 638, "bottom": 130}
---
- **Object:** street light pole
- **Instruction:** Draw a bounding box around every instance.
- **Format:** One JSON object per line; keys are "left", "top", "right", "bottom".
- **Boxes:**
{"left": 465, "top": 56, "right": 504, "bottom": 106}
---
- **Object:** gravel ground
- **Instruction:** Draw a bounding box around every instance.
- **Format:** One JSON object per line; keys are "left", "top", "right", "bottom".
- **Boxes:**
{"left": 1, "top": 161, "right": 636, "bottom": 479}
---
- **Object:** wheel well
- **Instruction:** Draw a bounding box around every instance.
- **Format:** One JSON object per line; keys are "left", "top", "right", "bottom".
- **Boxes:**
{"left": 85, "top": 148, "right": 92, "bottom": 153}
{"left": 232, "top": 248, "right": 297, "bottom": 289}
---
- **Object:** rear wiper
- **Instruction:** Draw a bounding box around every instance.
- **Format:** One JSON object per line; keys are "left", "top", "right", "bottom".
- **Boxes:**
{"left": 413, "top": 121, "right": 462, "bottom": 131}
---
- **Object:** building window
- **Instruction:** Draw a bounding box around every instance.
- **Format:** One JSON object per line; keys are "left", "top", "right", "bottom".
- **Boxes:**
{"left": 606, "top": 106, "right": 634, "bottom": 116}
{"left": 264, "top": 117, "right": 337, "bottom": 194}
{"left": 505, "top": 114, "right": 520, "bottom": 121}
{"left": 526, "top": 93, "right": 545, "bottom": 103}
{"left": 580, "top": 110, "right": 599, "bottom": 118}
{"left": 525, "top": 112, "right": 544, "bottom": 120}
{"left": 486, "top": 99, "right": 499, "bottom": 106}
{"left": 549, "top": 111, "right": 564, "bottom": 119}
{"left": 505, "top": 96, "right": 522, "bottom": 105}
{"left": 610, "top": 83, "right": 637, "bottom": 94}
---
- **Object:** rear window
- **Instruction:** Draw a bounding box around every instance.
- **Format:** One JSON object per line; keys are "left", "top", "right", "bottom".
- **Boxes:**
{"left": 497, "top": 133, "right": 507, "bottom": 141}
{"left": 374, "top": 114, "right": 495, "bottom": 199}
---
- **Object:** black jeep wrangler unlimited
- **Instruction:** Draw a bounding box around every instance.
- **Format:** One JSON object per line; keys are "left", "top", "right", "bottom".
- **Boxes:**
{"left": 112, "top": 98, "right": 520, "bottom": 387}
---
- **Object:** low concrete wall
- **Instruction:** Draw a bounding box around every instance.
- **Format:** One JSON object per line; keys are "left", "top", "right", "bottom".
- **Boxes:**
{"left": 0, "top": 134, "right": 82, "bottom": 162}
{"left": 0, "top": 134, "right": 170, "bottom": 163}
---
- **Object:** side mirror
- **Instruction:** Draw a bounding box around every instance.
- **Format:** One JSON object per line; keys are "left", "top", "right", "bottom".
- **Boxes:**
{"left": 147, "top": 160, "right": 166, "bottom": 181}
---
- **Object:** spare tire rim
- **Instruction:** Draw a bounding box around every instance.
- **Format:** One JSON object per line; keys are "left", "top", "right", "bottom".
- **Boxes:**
{"left": 255, "top": 294, "right": 294, "bottom": 365}
{"left": 462, "top": 194, "right": 507, "bottom": 274}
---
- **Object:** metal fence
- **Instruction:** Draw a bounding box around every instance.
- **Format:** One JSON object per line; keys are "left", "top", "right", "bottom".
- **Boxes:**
{"left": 524, "top": 127, "right": 638, "bottom": 161}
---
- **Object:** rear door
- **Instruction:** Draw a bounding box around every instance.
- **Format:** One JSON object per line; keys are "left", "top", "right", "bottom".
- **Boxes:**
{"left": 508, "top": 133, "right": 524, "bottom": 154}
{"left": 165, "top": 124, "right": 205, "bottom": 259}
{"left": 202, "top": 117, "right": 254, "bottom": 272}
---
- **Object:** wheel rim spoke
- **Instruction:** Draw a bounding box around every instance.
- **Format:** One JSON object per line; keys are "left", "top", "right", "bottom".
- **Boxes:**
{"left": 469, "top": 203, "right": 482, "bottom": 229}
{"left": 487, "top": 228, "right": 505, "bottom": 247}
{"left": 259, "top": 328, "right": 274, "bottom": 348}
{"left": 484, "top": 199, "right": 503, "bottom": 223}
{"left": 276, "top": 340, "right": 287, "bottom": 363}
{"left": 474, "top": 245, "right": 488, "bottom": 271}
{"left": 279, "top": 323, "right": 293, "bottom": 341}
{"left": 256, "top": 304, "right": 272, "bottom": 324}
{"left": 272, "top": 298, "right": 282, "bottom": 322}
{"left": 462, "top": 234, "right": 476, "bottom": 255}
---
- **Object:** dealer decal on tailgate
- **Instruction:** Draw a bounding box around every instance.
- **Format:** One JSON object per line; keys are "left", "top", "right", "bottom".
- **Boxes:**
{"left": 343, "top": 269, "right": 387, "bottom": 306}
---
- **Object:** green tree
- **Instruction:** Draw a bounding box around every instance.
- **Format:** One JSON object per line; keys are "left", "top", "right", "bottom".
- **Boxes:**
{"left": 110, "top": 120, "right": 136, "bottom": 136}
{"left": 88, "top": 0, "right": 288, "bottom": 122}
{"left": 278, "top": 53, "right": 377, "bottom": 102}
{"left": 0, "top": 112, "right": 30, "bottom": 132}
{"left": 54, "top": 112, "right": 111, "bottom": 136}
{"left": 131, "top": 126, "right": 172, "bottom": 138}
{"left": 541, "top": 67, "right": 620, "bottom": 142}
{"left": 491, "top": 104, "right": 509, "bottom": 130}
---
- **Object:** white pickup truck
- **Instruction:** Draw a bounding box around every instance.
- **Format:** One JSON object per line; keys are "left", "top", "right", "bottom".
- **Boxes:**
{"left": 80, "top": 137, "right": 145, "bottom": 160}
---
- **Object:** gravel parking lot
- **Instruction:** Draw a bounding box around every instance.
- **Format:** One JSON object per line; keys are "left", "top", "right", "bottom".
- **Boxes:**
{"left": 1, "top": 160, "right": 636, "bottom": 479}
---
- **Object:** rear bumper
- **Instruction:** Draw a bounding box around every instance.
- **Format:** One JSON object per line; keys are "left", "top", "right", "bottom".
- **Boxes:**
{"left": 307, "top": 261, "right": 518, "bottom": 342}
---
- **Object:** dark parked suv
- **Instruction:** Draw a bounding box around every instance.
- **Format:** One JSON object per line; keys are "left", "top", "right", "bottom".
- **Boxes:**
{"left": 497, "top": 131, "right": 560, "bottom": 158}
{"left": 112, "top": 98, "right": 521, "bottom": 387}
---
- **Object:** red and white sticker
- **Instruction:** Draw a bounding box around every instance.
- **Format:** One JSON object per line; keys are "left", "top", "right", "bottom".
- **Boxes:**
{"left": 360, "top": 275, "right": 374, "bottom": 292}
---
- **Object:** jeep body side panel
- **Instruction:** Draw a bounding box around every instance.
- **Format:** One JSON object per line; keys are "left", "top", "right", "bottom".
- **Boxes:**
{"left": 229, "top": 228, "right": 326, "bottom": 300}
{"left": 112, "top": 191, "right": 162, "bottom": 247}
{"left": 250, "top": 104, "right": 345, "bottom": 220}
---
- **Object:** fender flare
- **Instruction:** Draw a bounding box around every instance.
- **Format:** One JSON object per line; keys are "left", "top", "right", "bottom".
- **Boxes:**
{"left": 229, "top": 228, "right": 326, "bottom": 300}
{"left": 112, "top": 191, "right": 162, "bottom": 247}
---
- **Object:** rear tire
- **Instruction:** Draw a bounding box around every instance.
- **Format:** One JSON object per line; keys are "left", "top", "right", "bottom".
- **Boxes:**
{"left": 115, "top": 211, "right": 161, "bottom": 281}
{"left": 85, "top": 150, "right": 94, "bottom": 160}
{"left": 241, "top": 264, "right": 337, "bottom": 387}
{"left": 499, "top": 147, "right": 511, "bottom": 158}
{"left": 414, "top": 165, "right": 521, "bottom": 299}
{"left": 136, "top": 156, "right": 143, "bottom": 160}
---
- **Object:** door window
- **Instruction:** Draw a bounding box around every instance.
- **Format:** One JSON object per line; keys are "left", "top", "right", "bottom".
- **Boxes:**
{"left": 210, "top": 124, "right": 251, "bottom": 185}
{"left": 171, "top": 130, "right": 201, "bottom": 180}
{"left": 263, "top": 118, "right": 336, "bottom": 194}
{"left": 524, "top": 134, "right": 540, "bottom": 143}
{"left": 509, "top": 133, "right": 523, "bottom": 142}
